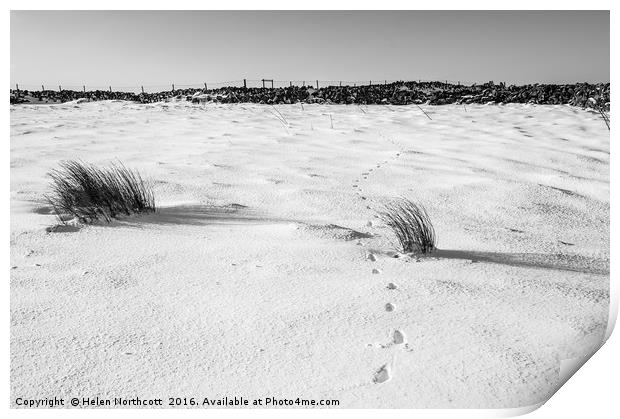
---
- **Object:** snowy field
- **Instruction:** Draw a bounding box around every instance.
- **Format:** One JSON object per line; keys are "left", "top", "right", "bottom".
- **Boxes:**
{"left": 10, "top": 101, "right": 609, "bottom": 408}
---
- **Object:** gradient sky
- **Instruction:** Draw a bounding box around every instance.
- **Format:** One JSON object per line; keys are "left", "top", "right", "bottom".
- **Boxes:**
{"left": 10, "top": 10, "right": 610, "bottom": 90}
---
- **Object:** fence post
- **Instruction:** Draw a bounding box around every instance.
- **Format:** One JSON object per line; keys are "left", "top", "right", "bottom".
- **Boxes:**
{"left": 316, "top": 80, "right": 319, "bottom": 89}
{"left": 303, "top": 80, "right": 305, "bottom": 87}
{"left": 384, "top": 80, "right": 387, "bottom": 85}
{"left": 109, "top": 86, "right": 112, "bottom": 92}
{"left": 289, "top": 81, "right": 292, "bottom": 87}
{"left": 83, "top": 85, "right": 86, "bottom": 93}
{"left": 172, "top": 84, "right": 175, "bottom": 92}
{"left": 369, "top": 81, "right": 372, "bottom": 86}
{"left": 339, "top": 81, "right": 342, "bottom": 87}
{"left": 243, "top": 79, "right": 247, "bottom": 88}
{"left": 262, "top": 79, "right": 265, "bottom": 88}
{"left": 58, "top": 85, "right": 62, "bottom": 92}
{"left": 15, "top": 83, "right": 19, "bottom": 92}
{"left": 204, "top": 82, "right": 207, "bottom": 90}
{"left": 141, "top": 86, "right": 145, "bottom": 94}
{"left": 42, "top": 85, "right": 45, "bottom": 91}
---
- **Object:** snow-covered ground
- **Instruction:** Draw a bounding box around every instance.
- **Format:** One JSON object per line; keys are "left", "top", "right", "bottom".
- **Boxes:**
{"left": 10, "top": 101, "right": 609, "bottom": 408}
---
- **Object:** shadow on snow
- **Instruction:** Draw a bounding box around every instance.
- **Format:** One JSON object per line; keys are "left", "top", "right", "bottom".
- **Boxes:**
{"left": 428, "top": 249, "right": 609, "bottom": 275}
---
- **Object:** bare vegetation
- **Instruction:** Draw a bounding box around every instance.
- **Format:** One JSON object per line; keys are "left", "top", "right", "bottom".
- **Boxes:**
{"left": 379, "top": 198, "right": 436, "bottom": 254}
{"left": 45, "top": 160, "right": 155, "bottom": 224}
{"left": 588, "top": 98, "right": 610, "bottom": 130}
{"left": 596, "top": 105, "right": 610, "bottom": 130}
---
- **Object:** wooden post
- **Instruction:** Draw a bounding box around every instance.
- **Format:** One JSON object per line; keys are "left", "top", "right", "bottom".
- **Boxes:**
{"left": 172, "top": 84, "right": 175, "bottom": 92}
{"left": 271, "top": 80, "right": 274, "bottom": 88}
{"left": 58, "top": 85, "right": 62, "bottom": 92}
{"left": 262, "top": 79, "right": 265, "bottom": 88}
{"left": 83, "top": 85, "right": 86, "bottom": 93}
{"left": 316, "top": 80, "right": 319, "bottom": 89}
{"left": 303, "top": 81, "right": 305, "bottom": 87}
{"left": 384, "top": 80, "right": 387, "bottom": 85}
{"left": 369, "top": 81, "right": 372, "bottom": 86}
{"left": 141, "top": 86, "right": 145, "bottom": 94}
{"left": 289, "top": 81, "right": 292, "bottom": 87}
{"left": 109, "top": 86, "right": 112, "bottom": 92}
{"left": 42, "top": 85, "right": 45, "bottom": 91}
{"left": 15, "top": 83, "right": 19, "bottom": 92}
{"left": 204, "top": 82, "right": 207, "bottom": 90}
{"left": 243, "top": 79, "right": 247, "bottom": 88}
{"left": 339, "top": 81, "right": 342, "bottom": 87}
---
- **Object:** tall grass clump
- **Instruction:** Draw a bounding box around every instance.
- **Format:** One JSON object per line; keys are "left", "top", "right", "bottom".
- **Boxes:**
{"left": 45, "top": 160, "right": 155, "bottom": 224}
{"left": 379, "top": 198, "right": 436, "bottom": 254}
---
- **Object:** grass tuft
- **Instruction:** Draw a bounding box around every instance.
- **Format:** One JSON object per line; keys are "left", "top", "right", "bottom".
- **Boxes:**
{"left": 45, "top": 160, "right": 155, "bottom": 224}
{"left": 379, "top": 198, "right": 436, "bottom": 254}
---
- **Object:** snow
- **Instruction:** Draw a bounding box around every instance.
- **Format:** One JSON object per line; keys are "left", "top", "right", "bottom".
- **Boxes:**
{"left": 10, "top": 100, "right": 609, "bottom": 408}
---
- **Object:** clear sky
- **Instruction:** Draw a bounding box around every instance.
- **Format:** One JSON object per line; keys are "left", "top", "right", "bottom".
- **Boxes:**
{"left": 10, "top": 10, "right": 610, "bottom": 90}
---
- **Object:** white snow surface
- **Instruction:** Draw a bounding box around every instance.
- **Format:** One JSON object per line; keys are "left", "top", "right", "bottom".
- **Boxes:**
{"left": 10, "top": 101, "right": 609, "bottom": 408}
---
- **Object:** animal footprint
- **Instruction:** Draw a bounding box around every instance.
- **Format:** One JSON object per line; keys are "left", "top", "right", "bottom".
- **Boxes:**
{"left": 372, "top": 268, "right": 382, "bottom": 274}
{"left": 385, "top": 303, "right": 394, "bottom": 312}
{"left": 393, "top": 330, "right": 406, "bottom": 344}
{"left": 367, "top": 253, "right": 377, "bottom": 262}
{"left": 387, "top": 282, "right": 398, "bottom": 290}
{"left": 373, "top": 364, "right": 391, "bottom": 384}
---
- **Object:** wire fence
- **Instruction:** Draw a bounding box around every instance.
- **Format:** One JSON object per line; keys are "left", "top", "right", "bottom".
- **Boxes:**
{"left": 11, "top": 78, "right": 478, "bottom": 93}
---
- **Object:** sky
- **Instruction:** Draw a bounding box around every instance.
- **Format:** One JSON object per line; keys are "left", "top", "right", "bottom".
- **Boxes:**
{"left": 10, "top": 10, "right": 610, "bottom": 90}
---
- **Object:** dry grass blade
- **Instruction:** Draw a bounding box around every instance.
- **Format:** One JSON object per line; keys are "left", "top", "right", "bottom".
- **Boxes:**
{"left": 588, "top": 98, "right": 610, "bottom": 130}
{"left": 415, "top": 104, "right": 432, "bottom": 120}
{"left": 271, "top": 105, "right": 288, "bottom": 125}
{"left": 268, "top": 107, "right": 290, "bottom": 134}
{"left": 598, "top": 107, "right": 610, "bottom": 130}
